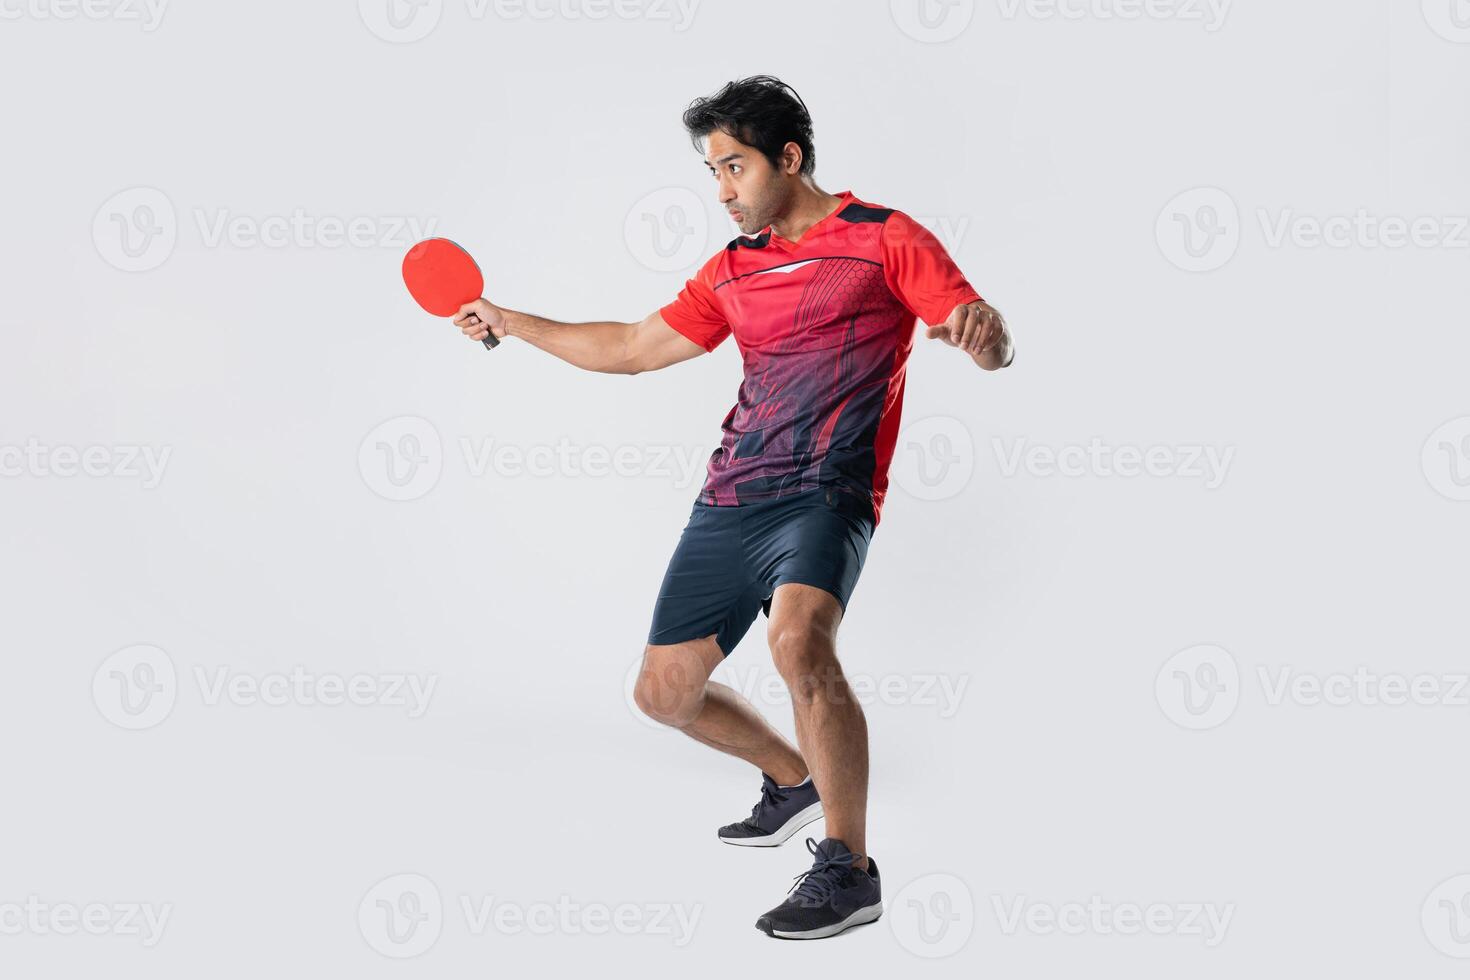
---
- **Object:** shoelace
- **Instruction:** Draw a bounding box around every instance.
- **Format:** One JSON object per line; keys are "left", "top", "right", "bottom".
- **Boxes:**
{"left": 787, "top": 837, "right": 860, "bottom": 906}
{"left": 742, "top": 779, "right": 787, "bottom": 828}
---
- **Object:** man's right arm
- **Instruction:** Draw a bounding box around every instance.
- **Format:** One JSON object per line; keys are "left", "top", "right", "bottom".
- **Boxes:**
{"left": 453, "top": 300, "right": 707, "bottom": 375}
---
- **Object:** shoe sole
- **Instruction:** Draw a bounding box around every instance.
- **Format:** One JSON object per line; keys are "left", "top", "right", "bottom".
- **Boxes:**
{"left": 719, "top": 801, "right": 824, "bottom": 847}
{"left": 757, "top": 901, "right": 884, "bottom": 940}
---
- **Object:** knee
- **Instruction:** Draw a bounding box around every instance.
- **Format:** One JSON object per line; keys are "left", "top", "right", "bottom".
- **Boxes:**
{"left": 768, "top": 625, "right": 840, "bottom": 698}
{"left": 632, "top": 648, "right": 706, "bottom": 729}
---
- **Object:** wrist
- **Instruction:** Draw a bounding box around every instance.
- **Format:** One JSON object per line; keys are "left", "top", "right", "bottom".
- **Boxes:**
{"left": 499, "top": 308, "right": 523, "bottom": 339}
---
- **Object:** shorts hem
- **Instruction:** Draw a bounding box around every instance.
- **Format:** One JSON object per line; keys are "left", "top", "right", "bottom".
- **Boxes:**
{"left": 765, "top": 576, "right": 853, "bottom": 614}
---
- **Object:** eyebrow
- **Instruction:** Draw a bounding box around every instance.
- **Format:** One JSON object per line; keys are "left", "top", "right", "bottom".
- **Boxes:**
{"left": 703, "top": 153, "right": 744, "bottom": 169}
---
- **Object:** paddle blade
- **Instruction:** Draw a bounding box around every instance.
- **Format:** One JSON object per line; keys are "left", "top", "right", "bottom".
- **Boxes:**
{"left": 402, "top": 238, "right": 484, "bottom": 317}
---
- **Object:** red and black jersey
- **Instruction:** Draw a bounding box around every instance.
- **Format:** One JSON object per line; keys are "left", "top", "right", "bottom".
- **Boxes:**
{"left": 660, "top": 189, "right": 980, "bottom": 528}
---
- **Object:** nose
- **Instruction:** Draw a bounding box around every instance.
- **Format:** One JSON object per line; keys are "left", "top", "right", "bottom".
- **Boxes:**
{"left": 717, "top": 175, "right": 736, "bottom": 206}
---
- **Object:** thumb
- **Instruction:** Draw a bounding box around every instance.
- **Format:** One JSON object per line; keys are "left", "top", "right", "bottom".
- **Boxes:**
{"left": 925, "top": 322, "right": 957, "bottom": 344}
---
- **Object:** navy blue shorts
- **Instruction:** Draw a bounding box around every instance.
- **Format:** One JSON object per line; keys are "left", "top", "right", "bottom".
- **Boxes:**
{"left": 647, "top": 486, "right": 876, "bottom": 657}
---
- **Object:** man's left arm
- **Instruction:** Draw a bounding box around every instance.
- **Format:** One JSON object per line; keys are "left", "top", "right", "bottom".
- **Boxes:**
{"left": 928, "top": 299, "right": 1015, "bottom": 371}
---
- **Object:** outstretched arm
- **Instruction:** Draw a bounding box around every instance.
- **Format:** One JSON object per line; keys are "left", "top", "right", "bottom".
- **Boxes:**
{"left": 453, "top": 300, "right": 707, "bottom": 375}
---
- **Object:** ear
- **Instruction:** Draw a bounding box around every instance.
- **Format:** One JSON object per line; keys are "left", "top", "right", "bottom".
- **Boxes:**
{"left": 780, "top": 141, "right": 804, "bottom": 175}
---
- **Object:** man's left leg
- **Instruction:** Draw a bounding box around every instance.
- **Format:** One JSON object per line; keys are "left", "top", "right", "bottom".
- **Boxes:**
{"left": 765, "top": 583, "right": 868, "bottom": 864}
{"left": 752, "top": 581, "right": 883, "bottom": 939}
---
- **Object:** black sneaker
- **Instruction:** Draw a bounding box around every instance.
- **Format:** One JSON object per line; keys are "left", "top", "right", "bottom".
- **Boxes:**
{"left": 717, "top": 773, "right": 824, "bottom": 847}
{"left": 754, "top": 837, "right": 883, "bottom": 940}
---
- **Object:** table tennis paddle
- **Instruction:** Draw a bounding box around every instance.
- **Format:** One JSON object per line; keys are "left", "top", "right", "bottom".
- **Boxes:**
{"left": 402, "top": 237, "right": 499, "bottom": 349}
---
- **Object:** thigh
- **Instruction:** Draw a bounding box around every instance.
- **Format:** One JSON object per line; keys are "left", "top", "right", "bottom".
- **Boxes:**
{"left": 747, "top": 488, "right": 875, "bottom": 619}
{"left": 647, "top": 503, "right": 764, "bottom": 657}
{"left": 765, "top": 582, "right": 845, "bottom": 641}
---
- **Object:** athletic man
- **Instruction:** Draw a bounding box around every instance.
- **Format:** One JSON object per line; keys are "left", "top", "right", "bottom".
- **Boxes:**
{"left": 453, "top": 75, "right": 1013, "bottom": 940}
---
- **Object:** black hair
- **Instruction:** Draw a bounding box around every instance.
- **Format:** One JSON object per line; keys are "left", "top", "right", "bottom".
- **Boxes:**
{"left": 681, "top": 75, "right": 816, "bottom": 177}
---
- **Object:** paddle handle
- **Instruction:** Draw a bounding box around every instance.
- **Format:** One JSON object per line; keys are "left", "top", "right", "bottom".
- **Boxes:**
{"left": 469, "top": 310, "right": 499, "bottom": 350}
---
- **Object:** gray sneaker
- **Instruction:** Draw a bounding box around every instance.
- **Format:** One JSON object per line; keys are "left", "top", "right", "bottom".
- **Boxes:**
{"left": 755, "top": 837, "right": 883, "bottom": 940}
{"left": 718, "top": 773, "right": 824, "bottom": 847}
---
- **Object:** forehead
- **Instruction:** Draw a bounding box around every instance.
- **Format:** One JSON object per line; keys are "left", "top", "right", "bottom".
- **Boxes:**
{"left": 701, "top": 128, "right": 751, "bottom": 164}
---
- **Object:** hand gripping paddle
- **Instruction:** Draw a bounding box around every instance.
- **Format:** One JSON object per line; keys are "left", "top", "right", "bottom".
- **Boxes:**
{"left": 402, "top": 237, "right": 499, "bottom": 349}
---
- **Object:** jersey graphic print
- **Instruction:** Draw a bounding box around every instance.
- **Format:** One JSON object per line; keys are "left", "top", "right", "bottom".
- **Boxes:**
{"left": 660, "top": 190, "right": 980, "bottom": 528}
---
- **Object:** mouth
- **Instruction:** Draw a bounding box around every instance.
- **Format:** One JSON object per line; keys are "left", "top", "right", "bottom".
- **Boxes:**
{"left": 729, "top": 210, "right": 744, "bottom": 222}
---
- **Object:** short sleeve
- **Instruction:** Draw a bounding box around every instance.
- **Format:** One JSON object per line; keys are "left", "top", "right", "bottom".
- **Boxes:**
{"left": 659, "top": 252, "right": 731, "bottom": 352}
{"left": 880, "top": 211, "right": 982, "bottom": 327}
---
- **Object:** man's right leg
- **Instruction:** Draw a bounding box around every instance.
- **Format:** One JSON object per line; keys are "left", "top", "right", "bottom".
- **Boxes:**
{"left": 633, "top": 634, "right": 808, "bottom": 786}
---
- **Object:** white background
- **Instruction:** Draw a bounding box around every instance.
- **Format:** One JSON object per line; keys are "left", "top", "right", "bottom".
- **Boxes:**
{"left": 3, "top": 0, "right": 1468, "bottom": 974}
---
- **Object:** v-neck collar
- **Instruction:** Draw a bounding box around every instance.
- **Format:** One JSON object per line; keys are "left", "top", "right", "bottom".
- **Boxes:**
{"left": 766, "top": 190, "right": 853, "bottom": 250}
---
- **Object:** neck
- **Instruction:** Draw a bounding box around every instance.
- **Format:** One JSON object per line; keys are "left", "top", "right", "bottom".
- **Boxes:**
{"left": 770, "top": 184, "right": 844, "bottom": 242}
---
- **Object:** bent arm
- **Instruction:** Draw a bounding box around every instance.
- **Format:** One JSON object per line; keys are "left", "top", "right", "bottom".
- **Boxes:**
{"left": 494, "top": 308, "right": 707, "bottom": 375}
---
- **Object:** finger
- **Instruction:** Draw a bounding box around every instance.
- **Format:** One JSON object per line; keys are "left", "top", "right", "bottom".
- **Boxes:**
{"left": 942, "top": 311, "right": 963, "bottom": 346}
{"left": 957, "top": 306, "right": 978, "bottom": 351}
{"left": 980, "top": 317, "right": 1002, "bottom": 352}
{"left": 978, "top": 310, "right": 1000, "bottom": 352}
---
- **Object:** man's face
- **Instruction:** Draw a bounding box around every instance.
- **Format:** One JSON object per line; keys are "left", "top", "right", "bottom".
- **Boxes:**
{"left": 703, "top": 129, "right": 788, "bottom": 236}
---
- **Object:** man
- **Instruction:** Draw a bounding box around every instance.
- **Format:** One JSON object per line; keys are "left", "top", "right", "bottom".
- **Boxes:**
{"left": 454, "top": 75, "right": 1012, "bottom": 940}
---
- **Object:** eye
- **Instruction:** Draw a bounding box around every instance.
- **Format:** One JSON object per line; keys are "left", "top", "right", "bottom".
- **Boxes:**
{"left": 729, "top": 164, "right": 742, "bottom": 175}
